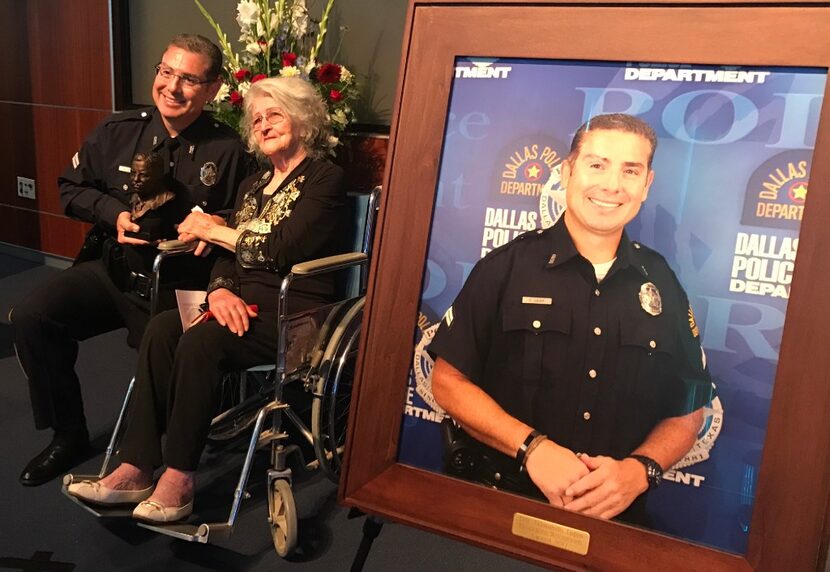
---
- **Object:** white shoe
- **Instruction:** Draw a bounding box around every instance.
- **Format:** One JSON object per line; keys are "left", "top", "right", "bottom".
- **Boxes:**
{"left": 132, "top": 499, "right": 194, "bottom": 523}
{"left": 67, "top": 480, "right": 154, "bottom": 505}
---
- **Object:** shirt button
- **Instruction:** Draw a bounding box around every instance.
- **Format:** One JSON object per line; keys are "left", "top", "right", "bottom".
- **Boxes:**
{"left": 122, "top": 184, "right": 128, "bottom": 190}
{"left": 593, "top": 327, "right": 602, "bottom": 336}
{"left": 594, "top": 289, "right": 600, "bottom": 296}
{"left": 141, "top": 111, "right": 148, "bottom": 118}
{"left": 588, "top": 369, "right": 597, "bottom": 379}
{"left": 532, "top": 320, "right": 541, "bottom": 329}
{"left": 634, "top": 243, "right": 641, "bottom": 249}
{"left": 170, "top": 161, "right": 175, "bottom": 167}
{"left": 494, "top": 472, "right": 502, "bottom": 481}
{"left": 201, "top": 200, "right": 207, "bottom": 206}
{"left": 649, "top": 340, "right": 657, "bottom": 349}
{"left": 583, "top": 411, "right": 591, "bottom": 420}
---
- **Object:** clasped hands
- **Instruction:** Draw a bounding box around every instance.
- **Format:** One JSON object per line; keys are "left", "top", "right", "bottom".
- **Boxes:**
{"left": 524, "top": 441, "right": 648, "bottom": 519}
{"left": 177, "top": 211, "right": 226, "bottom": 256}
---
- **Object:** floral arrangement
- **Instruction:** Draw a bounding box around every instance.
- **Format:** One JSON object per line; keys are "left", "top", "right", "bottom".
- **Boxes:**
{"left": 195, "top": 0, "right": 357, "bottom": 150}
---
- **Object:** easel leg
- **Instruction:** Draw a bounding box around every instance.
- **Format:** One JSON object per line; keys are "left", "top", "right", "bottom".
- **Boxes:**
{"left": 349, "top": 508, "right": 385, "bottom": 572}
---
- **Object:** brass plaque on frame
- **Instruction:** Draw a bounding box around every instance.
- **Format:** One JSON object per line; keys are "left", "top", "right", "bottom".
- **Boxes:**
{"left": 512, "top": 513, "right": 590, "bottom": 556}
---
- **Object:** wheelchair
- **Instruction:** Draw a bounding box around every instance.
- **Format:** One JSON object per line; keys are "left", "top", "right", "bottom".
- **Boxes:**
{"left": 62, "top": 186, "right": 380, "bottom": 557}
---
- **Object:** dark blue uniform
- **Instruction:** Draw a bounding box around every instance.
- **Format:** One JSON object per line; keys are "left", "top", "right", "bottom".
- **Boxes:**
{"left": 430, "top": 218, "right": 715, "bottom": 522}
{"left": 12, "top": 107, "right": 251, "bottom": 434}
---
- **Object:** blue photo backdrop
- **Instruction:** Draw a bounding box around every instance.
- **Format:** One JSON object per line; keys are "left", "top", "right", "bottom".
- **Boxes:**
{"left": 397, "top": 57, "right": 826, "bottom": 554}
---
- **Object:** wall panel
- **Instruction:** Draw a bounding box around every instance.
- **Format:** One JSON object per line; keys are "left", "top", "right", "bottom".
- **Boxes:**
{"left": 0, "top": 0, "right": 112, "bottom": 258}
{"left": 28, "top": 0, "right": 113, "bottom": 109}
{"left": 32, "top": 106, "right": 111, "bottom": 215}
{"left": 0, "top": 2, "right": 31, "bottom": 103}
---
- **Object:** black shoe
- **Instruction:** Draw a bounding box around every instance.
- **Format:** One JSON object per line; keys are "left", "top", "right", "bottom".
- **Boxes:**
{"left": 19, "top": 430, "right": 90, "bottom": 487}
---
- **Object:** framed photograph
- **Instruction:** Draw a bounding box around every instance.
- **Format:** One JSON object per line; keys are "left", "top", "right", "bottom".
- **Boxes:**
{"left": 340, "top": 1, "right": 830, "bottom": 569}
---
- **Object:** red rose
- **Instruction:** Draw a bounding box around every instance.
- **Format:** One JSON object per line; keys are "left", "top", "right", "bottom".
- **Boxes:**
{"left": 251, "top": 73, "right": 267, "bottom": 84}
{"left": 316, "top": 63, "right": 341, "bottom": 84}
{"left": 230, "top": 91, "right": 244, "bottom": 107}
{"left": 281, "top": 52, "right": 298, "bottom": 67}
{"left": 329, "top": 89, "right": 343, "bottom": 102}
{"left": 234, "top": 69, "right": 250, "bottom": 81}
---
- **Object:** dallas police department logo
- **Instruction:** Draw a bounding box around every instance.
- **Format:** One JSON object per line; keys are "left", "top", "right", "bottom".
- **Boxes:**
{"left": 480, "top": 137, "right": 567, "bottom": 257}
{"left": 411, "top": 314, "right": 446, "bottom": 418}
{"left": 672, "top": 396, "right": 724, "bottom": 470}
{"left": 200, "top": 161, "right": 218, "bottom": 186}
{"left": 490, "top": 136, "right": 568, "bottom": 224}
{"left": 496, "top": 136, "right": 566, "bottom": 202}
{"left": 740, "top": 149, "right": 811, "bottom": 231}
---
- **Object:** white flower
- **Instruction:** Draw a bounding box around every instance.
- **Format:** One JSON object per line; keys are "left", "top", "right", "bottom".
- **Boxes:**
{"left": 245, "top": 42, "right": 262, "bottom": 56}
{"left": 291, "top": 0, "right": 309, "bottom": 36}
{"left": 236, "top": 1, "right": 259, "bottom": 28}
{"left": 340, "top": 66, "right": 353, "bottom": 83}
{"left": 332, "top": 109, "right": 348, "bottom": 126}
{"left": 327, "top": 135, "right": 340, "bottom": 148}
{"left": 238, "top": 81, "right": 252, "bottom": 96}
{"left": 213, "top": 83, "right": 230, "bottom": 102}
{"left": 303, "top": 59, "right": 316, "bottom": 75}
{"left": 279, "top": 66, "right": 301, "bottom": 78}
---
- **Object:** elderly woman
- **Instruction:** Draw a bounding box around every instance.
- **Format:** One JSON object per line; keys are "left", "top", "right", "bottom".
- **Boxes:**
{"left": 68, "top": 76, "right": 345, "bottom": 523}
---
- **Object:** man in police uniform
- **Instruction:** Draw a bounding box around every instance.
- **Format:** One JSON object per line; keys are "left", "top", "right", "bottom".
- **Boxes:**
{"left": 12, "top": 34, "right": 251, "bottom": 486}
{"left": 431, "top": 113, "right": 714, "bottom": 524}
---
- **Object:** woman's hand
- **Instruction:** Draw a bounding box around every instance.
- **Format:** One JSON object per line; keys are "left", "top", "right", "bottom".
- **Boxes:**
{"left": 177, "top": 212, "right": 225, "bottom": 242}
{"left": 207, "top": 288, "right": 258, "bottom": 336}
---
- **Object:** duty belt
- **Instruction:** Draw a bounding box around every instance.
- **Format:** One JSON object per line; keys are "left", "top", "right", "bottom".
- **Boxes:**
{"left": 127, "top": 271, "right": 153, "bottom": 299}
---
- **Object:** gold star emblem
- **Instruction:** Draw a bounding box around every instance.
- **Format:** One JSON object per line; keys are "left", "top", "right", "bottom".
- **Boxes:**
{"left": 790, "top": 183, "right": 808, "bottom": 201}
{"left": 526, "top": 164, "right": 541, "bottom": 180}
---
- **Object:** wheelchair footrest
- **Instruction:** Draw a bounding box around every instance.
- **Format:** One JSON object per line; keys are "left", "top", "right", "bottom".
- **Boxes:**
{"left": 135, "top": 521, "right": 232, "bottom": 544}
{"left": 61, "top": 474, "right": 139, "bottom": 519}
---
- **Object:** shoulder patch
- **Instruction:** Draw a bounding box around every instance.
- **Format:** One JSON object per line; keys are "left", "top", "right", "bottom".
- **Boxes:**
{"left": 443, "top": 306, "right": 454, "bottom": 327}
{"left": 688, "top": 305, "right": 700, "bottom": 338}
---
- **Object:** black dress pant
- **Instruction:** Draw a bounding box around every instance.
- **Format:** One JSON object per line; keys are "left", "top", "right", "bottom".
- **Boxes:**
{"left": 10, "top": 259, "right": 149, "bottom": 431}
{"left": 118, "top": 308, "right": 279, "bottom": 471}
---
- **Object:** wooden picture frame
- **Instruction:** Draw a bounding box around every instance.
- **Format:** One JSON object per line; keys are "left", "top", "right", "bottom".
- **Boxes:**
{"left": 339, "top": 1, "right": 830, "bottom": 569}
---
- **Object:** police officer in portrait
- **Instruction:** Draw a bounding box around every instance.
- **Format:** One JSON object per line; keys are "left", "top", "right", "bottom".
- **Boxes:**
{"left": 11, "top": 34, "right": 252, "bottom": 486}
{"left": 431, "top": 113, "right": 715, "bottom": 525}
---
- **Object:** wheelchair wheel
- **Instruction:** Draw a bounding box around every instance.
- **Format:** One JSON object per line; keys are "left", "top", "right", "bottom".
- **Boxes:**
{"left": 311, "top": 297, "right": 364, "bottom": 482}
{"left": 269, "top": 479, "right": 297, "bottom": 558}
{"left": 207, "top": 369, "right": 274, "bottom": 444}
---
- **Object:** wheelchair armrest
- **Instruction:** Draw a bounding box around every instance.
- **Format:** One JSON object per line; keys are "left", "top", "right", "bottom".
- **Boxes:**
{"left": 290, "top": 252, "right": 367, "bottom": 277}
{"left": 150, "top": 242, "right": 199, "bottom": 316}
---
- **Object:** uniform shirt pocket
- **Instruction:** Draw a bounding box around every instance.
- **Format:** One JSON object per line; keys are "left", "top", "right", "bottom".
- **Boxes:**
{"left": 617, "top": 313, "right": 679, "bottom": 405}
{"left": 502, "top": 304, "right": 571, "bottom": 383}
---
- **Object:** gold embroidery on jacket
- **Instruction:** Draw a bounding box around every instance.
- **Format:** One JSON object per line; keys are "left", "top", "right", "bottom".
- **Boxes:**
{"left": 236, "top": 174, "right": 305, "bottom": 268}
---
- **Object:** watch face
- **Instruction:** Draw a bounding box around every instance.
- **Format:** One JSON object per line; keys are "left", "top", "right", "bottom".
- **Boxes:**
{"left": 650, "top": 465, "right": 662, "bottom": 487}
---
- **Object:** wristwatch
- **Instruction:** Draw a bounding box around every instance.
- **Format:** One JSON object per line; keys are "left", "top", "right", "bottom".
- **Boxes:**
{"left": 628, "top": 454, "right": 664, "bottom": 489}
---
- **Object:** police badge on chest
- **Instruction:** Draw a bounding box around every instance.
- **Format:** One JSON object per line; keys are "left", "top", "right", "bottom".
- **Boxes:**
{"left": 639, "top": 282, "right": 662, "bottom": 316}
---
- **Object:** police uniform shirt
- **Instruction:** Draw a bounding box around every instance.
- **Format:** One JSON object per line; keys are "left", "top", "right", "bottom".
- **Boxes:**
{"left": 59, "top": 107, "right": 250, "bottom": 231}
{"left": 429, "top": 219, "right": 715, "bottom": 462}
